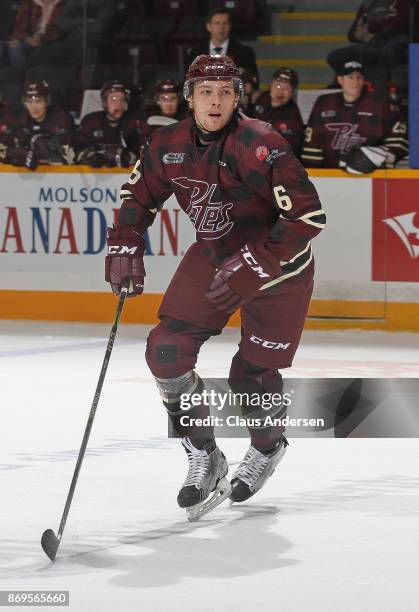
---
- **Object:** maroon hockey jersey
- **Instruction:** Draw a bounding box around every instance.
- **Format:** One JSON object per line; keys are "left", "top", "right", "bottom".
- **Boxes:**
{"left": 253, "top": 92, "right": 304, "bottom": 157}
{"left": 118, "top": 112, "right": 325, "bottom": 286}
{"left": 4, "top": 106, "right": 77, "bottom": 165}
{"left": 12, "top": 106, "right": 76, "bottom": 147}
{"left": 301, "top": 89, "right": 408, "bottom": 168}
{"left": 77, "top": 111, "right": 150, "bottom": 158}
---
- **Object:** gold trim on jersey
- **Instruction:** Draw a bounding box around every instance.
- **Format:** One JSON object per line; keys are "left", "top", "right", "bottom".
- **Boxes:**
{"left": 260, "top": 250, "right": 314, "bottom": 290}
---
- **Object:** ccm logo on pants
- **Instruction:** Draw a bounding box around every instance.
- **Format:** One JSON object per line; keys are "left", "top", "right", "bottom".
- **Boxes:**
{"left": 250, "top": 335, "right": 290, "bottom": 350}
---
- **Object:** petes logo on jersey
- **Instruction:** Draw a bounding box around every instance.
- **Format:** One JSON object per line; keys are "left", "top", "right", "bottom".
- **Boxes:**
{"left": 171, "top": 177, "right": 234, "bottom": 239}
{"left": 326, "top": 123, "right": 367, "bottom": 153}
{"left": 383, "top": 212, "right": 419, "bottom": 259}
{"left": 162, "top": 152, "right": 186, "bottom": 164}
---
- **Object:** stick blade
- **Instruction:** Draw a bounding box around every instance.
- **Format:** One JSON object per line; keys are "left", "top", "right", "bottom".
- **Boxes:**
{"left": 41, "top": 529, "right": 60, "bottom": 561}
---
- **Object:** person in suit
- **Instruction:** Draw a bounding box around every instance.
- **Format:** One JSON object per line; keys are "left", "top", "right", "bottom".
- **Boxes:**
{"left": 185, "top": 8, "right": 259, "bottom": 88}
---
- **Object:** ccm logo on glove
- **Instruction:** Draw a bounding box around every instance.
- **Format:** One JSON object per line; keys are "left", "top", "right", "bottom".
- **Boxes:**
{"left": 241, "top": 245, "right": 270, "bottom": 279}
{"left": 108, "top": 245, "right": 139, "bottom": 255}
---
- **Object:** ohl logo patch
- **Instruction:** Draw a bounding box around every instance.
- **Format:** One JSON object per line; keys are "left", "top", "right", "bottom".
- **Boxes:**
{"left": 171, "top": 177, "right": 234, "bottom": 240}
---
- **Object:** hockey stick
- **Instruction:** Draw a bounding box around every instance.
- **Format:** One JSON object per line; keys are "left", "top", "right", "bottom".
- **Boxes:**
{"left": 146, "top": 115, "right": 179, "bottom": 126}
{"left": 41, "top": 281, "right": 129, "bottom": 561}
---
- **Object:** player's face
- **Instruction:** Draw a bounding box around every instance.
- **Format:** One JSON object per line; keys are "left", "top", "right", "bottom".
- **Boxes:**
{"left": 206, "top": 13, "right": 231, "bottom": 44}
{"left": 105, "top": 93, "right": 127, "bottom": 120}
{"left": 338, "top": 72, "right": 365, "bottom": 100}
{"left": 270, "top": 80, "right": 293, "bottom": 106}
{"left": 158, "top": 93, "right": 179, "bottom": 117}
{"left": 190, "top": 80, "right": 238, "bottom": 132}
{"left": 24, "top": 96, "right": 48, "bottom": 121}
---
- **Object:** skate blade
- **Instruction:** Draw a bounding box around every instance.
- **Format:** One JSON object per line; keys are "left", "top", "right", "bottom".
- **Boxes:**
{"left": 186, "top": 478, "right": 231, "bottom": 522}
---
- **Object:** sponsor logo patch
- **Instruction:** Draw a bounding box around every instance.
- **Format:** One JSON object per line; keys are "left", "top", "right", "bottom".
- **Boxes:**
{"left": 321, "top": 110, "right": 336, "bottom": 118}
{"left": 255, "top": 146, "right": 284, "bottom": 164}
{"left": 163, "top": 152, "right": 186, "bottom": 164}
{"left": 265, "top": 148, "right": 284, "bottom": 164}
{"left": 255, "top": 145, "right": 270, "bottom": 161}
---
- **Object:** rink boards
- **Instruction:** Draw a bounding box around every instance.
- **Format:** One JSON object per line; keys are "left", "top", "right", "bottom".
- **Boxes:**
{"left": 0, "top": 165, "right": 418, "bottom": 330}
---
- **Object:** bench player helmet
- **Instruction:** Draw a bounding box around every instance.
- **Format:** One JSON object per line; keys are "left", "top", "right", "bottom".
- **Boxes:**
{"left": 100, "top": 80, "right": 130, "bottom": 107}
{"left": 22, "top": 80, "right": 52, "bottom": 105}
{"left": 154, "top": 79, "right": 181, "bottom": 99}
{"left": 271, "top": 67, "right": 299, "bottom": 89}
{"left": 183, "top": 54, "right": 243, "bottom": 99}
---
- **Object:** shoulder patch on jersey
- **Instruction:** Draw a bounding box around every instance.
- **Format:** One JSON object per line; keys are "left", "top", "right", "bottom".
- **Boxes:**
{"left": 255, "top": 145, "right": 285, "bottom": 164}
{"left": 162, "top": 152, "right": 185, "bottom": 164}
{"left": 255, "top": 145, "right": 269, "bottom": 161}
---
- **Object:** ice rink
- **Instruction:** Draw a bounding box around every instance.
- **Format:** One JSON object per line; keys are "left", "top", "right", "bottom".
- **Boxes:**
{"left": 1, "top": 320, "right": 418, "bottom": 611}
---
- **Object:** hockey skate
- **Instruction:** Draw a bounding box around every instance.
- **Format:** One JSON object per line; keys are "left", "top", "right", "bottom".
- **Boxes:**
{"left": 230, "top": 435, "right": 289, "bottom": 503}
{"left": 178, "top": 438, "right": 231, "bottom": 522}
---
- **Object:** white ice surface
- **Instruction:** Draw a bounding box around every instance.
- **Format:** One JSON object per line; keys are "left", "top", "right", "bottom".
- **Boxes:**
{"left": 1, "top": 321, "right": 418, "bottom": 612}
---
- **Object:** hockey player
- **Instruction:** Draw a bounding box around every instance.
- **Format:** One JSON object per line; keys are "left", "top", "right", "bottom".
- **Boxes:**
{"left": 146, "top": 80, "right": 188, "bottom": 131}
{"left": 237, "top": 67, "right": 259, "bottom": 116}
{"left": 253, "top": 68, "right": 304, "bottom": 157}
{"left": 106, "top": 55, "right": 325, "bottom": 519}
{"left": 2, "top": 80, "right": 77, "bottom": 170}
{"left": 77, "top": 80, "right": 149, "bottom": 168}
{"left": 301, "top": 60, "right": 408, "bottom": 172}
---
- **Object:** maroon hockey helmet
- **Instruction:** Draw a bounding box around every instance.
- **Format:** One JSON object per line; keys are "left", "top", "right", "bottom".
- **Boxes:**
{"left": 183, "top": 54, "right": 243, "bottom": 99}
{"left": 271, "top": 67, "right": 299, "bottom": 89}
{"left": 22, "top": 80, "right": 52, "bottom": 105}
{"left": 155, "top": 79, "right": 181, "bottom": 97}
{"left": 154, "top": 79, "right": 181, "bottom": 103}
{"left": 100, "top": 80, "right": 131, "bottom": 106}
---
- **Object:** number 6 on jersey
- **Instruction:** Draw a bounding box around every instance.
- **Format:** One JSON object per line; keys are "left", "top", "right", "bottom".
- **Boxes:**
{"left": 274, "top": 185, "right": 293, "bottom": 211}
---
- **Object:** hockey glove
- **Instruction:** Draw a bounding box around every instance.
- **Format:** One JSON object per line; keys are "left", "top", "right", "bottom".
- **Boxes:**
{"left": 77, "top": 148, "right": 105, "bottom": 168}
{"left": 102, "top": 145, "right": 137, "bottom": 168}
{"left": 7, "top": 146, "right": 40, "bottom": 170}
{"left": 339, "top": 145, "right": 396, "bottom": 174}
{"left": 206, "top": 243, "right": 282, "bottom": 313}
{"left": 105, "top": 225, "right": 146, "bottom": 297}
